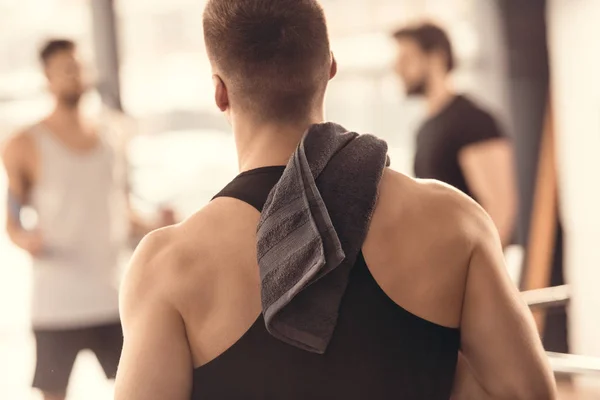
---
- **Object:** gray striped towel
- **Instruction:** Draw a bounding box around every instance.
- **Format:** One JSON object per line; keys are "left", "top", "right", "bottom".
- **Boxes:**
{"left": 257, "top": 122, "right": 390, "bottom": 354}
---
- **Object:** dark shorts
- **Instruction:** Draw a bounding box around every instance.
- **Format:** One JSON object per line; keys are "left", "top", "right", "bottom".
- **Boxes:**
{"left": 32, "top": 321, "right": 123, "bottom": 394}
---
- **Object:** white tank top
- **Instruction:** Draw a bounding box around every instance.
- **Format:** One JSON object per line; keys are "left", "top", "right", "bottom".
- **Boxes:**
{"left": 29, "top": 124, "right": 129, "bottom": 329}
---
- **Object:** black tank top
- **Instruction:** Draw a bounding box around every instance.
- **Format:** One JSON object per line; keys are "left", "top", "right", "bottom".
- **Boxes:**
{"left": 192, "top": 166, "right": 460, "bottom": 400}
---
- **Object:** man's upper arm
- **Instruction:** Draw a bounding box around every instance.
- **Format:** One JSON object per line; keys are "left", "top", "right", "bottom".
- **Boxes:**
{"left": 460, "top": 209, "right": 556, "bottom": 399}
{"left": 115, "top": 230, "right": 193, "bottom": 400}
{"left": 458, "top": 138, "right": 517, "bottom": 208}
{"left": 1, "top": 133, "right": 32, "bottom": 230}
{"left": 458, "top": 139, "right": 517, "bottom": 245}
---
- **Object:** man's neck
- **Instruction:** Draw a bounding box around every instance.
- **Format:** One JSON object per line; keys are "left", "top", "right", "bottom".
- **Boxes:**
{"left": 425, "top": 76, "right": 456, "bottom": 118}
{"left": 46, "top": 102, "right": 84, "bottom": 130}
{"left": 233, "top": 113, "right": 325, "bottom": 172}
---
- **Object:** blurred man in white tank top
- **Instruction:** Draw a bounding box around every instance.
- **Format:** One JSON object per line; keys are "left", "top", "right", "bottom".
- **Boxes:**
{"left": 1, "top": 39, "right": 174, "bottom": 400}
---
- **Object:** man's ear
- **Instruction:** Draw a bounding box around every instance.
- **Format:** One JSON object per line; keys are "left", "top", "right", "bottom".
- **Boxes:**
{"left": 430, "top": 49, "right": 448, "bottom": 74}
{"left": 329, "top": 52, "right": 338, "bottom": 80}
{"left": 213, "top": 74, "right": 229, "bottom": 112}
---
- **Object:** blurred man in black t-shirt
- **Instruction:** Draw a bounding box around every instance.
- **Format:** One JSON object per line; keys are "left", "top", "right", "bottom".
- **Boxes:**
{"left": 392, "top": 22, "right": 517, "bottom": 247}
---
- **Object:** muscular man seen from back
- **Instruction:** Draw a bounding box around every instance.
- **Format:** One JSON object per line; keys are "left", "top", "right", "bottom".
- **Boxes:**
{"left": 115, "top": 1, "right": 556, "bottom": 399}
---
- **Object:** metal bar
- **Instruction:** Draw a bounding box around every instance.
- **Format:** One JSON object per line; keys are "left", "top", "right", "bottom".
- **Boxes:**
{"left": 521, "top": 288, "right": 600, "bottom": 377}
{"left": 522, "top": 284, "right": 570, "bottom": 309}
{"left": 548, "top": 352, "right": 600, "bottom": 376}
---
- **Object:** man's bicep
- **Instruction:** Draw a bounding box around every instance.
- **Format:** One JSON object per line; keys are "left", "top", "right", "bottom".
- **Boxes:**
{"left": 116, "top": 301, "right": 193, "bottom": 400}
{"left": 115, "top": 241, "right": 193, "bottom": 400}
{"left": 459, "top": 139, "right": 516, "bottom": 205}
{"left": 458, "top": 140, "right": 517, "bottom": 245}
{"left": 2, "top": 136, "right": 30, "bottom": 227}
{"left": 460, "top": 219, "right": 555, "bottom": 399}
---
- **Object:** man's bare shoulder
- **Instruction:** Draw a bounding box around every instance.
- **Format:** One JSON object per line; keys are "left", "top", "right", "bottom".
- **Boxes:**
{"left": 412, "top": 175, "right": 499, "bottom": 251}
{"left": 121, "top": 197, "right": 261, "bottom": 316}
{"left": 123, "top": 200, "right": 237, "bottom": 288}
{"left": 2, "top": 129, "right": 39, "bottom": 185}
{"left": 375, "top": 168, "right": 489, "bottom": 248}
{"left": 2, "top": 129, "right": 36, "bottom": 163}
{"left": 365, "top": 169, "right": 496, "bottom": 327}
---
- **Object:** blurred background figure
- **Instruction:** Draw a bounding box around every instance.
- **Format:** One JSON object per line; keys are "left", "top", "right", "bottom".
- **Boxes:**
{"left": 1, "top": 39, "right": 174, "bottom": 400}
{"left": 392, "top": 22, "right": 517, "bottom": 247}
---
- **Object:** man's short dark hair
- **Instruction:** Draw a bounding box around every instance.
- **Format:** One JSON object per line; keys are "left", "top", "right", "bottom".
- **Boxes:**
{"left": 39, "top": 39, "right": 76, "bottom": 66}
{"left": 393, "top": 23, "right": 455, "bottom": 72}
{"left": 203, "top": 0, "right": 331, "bottom": 122}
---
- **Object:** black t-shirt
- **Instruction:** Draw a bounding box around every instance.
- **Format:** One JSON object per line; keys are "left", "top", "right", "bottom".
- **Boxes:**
{"left": 413, "top": 95, "right": 504, "bottom": 201}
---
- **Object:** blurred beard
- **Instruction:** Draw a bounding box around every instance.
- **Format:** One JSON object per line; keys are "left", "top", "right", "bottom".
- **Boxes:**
{"left": 405, "top": 80, "right": 427, "bottom": 97}
{"left": 59, "top": 93, "right": 82, "bottom": 109}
